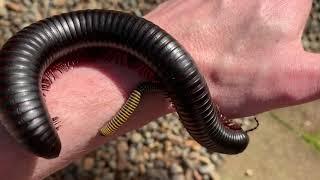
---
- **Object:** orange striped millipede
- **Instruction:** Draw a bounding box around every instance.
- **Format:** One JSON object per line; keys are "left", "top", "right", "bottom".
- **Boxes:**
{"left": 0, "top": 10, "right": 250, "bottom": 159}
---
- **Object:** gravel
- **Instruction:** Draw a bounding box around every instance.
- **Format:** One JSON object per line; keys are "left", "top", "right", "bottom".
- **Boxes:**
{"left": 44, "top": 113, "right": 226, "bottom": 180}
{"left": 303, "top": 0, "right": 320, "bottom": 52}
{"left": 1, "top": 0, "right": 318, "bottom": 180}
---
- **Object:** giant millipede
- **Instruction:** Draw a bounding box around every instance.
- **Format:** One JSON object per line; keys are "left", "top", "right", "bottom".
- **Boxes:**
{"left": 0, "top": 10, "right": 249, "bottom": 159}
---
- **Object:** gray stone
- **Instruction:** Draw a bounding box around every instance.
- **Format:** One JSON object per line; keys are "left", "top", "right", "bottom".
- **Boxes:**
{"left": 130, "top": 132, "right": 143, "bottom": 143}
{"left": 172, "top": 174, "right": 185, "bottom": 180}
{"left": 170, "top": 163, "right": 184, "bottom": 174}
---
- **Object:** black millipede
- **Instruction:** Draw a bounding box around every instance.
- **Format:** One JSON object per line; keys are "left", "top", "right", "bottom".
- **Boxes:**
{"left": 0, "top": 10, "right": 249, "bottom": 159}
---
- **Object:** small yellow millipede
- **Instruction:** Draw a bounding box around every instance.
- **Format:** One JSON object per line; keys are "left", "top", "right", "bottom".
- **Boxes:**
{"left": 99, "top": 82, "right": 162, "bottom": 136}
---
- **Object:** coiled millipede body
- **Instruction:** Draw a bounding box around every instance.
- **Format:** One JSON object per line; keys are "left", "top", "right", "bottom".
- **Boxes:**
{"left": 0, "top": 10, "right": 249, "bottom": 159}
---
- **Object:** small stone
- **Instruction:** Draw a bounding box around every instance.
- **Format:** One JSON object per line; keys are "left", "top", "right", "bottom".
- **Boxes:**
{"left": 100, "top": 151, "right": 111, "bottom": 160}
{"left": 144, "top": 131, "right": 151, "bottom": 139}
{"left": 146, "top": 162, "right": 154, "bottom": 169}
{"left": 116, "top": 141, "right": 129, "bottom": 170}
{"left": 109, "top": 160, "right": 117, "bottom": 170}
{"left": 198, "top": 165, "right": 215, "bottom": 175}
{"left": 154, "top": 160, "right": 166, "bottom": 168}
{"left": 189, "top": 151, "right": 199, "bottom": 160}
{"left": 170, "top": 163, "right": 184, "bottom": 174}
{"left": 102, "top": 172, "right": 115, "bottom": 180}
{"left": 0, "top": 0, "right": 4, "bottom": 8}
{"left": 0, "top": 20, "right": 10, "bottom": 26}
{"left": 193, "top": 170, "right": 203, "bottom": 180}
{"left": 182, "top": 158, "right": 196, "bottom": 169}
{"left": 0, "top": 0, "right": 7, "bottom": 17}
{"left": 210, "top": 154, "right": 224, "bottom": 167}
{"left": 83, "top": 157, "right": 95, "bottom": 171}
{"left": 304, "top": 120, "right": 312, "bottom": 127}
{"left": 185, "top": 140, "right": 202, "bottom": 151}
{"left": 130, "top": 132, "right": 143, "bottom": 143}
{"left": 167, "top": 132, "right": 183, "bottom": 144}
{"left": 97, "top": 161, "right": 106, "bottom": 168}
{"left": 128, "top": 147, "right": 137, "bottom": 161}
{"left": 52, "top": 0, "right": 66, "bottom": 7}
{"left": 128, "top": 170, "right": 138, "bottom": 179}
{"left": 165, "top": 140, "right": 173, "bottom": 152}
{"left": 245, "top": 169, "right": 254, "bottom": 177}
{"left": 156, "top": 132, "right": 167, "bottom": 141}
{"left": 94, "top": 168, "right": 103, "bottom": 176}
{"left": 6, "top": 2, "right": 24, "bottom": 12}
{"left": 203, "top": 174, "right": 210, "bottom": 180}
{"left": 139, "top": 163, "right": 146, "bottom": 174}
{"left": 147, "top": 121, "right": 159, "bottom": 130}
{"left": 143, "top": 151, "right": 150, "bottom": 159}
{"left": 173, "top": 174, "right": 185, "bottom": 180}
{"left": 145, "top": 138, "right": 155, "bottom": 146}
{"left": 198, "top": 155, "right": 212, "bottom": 165}
{"left": 156, "top": 151, "right": 164, "bottom": 160}
{"left": 0, "top": 8, "right": 7, "bottom": 17}
{"left": 144, "top": 169, "right": 169, "bottom": 179}
{"left": 150, "top": 152, "right": 156, "bottom": 160}
{"left": 185, "top": 169, "right": 194, "bottom": 180}
{"left": 117, "top": 141, "right": 129, "bottom": 152}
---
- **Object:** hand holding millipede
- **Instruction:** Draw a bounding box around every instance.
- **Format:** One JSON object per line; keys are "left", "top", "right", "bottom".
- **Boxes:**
{"left": 0, "top": 0, "right": 318, "bottom": 179}
{"left": 0, "top": 10, "right": 249, "bottom": 158}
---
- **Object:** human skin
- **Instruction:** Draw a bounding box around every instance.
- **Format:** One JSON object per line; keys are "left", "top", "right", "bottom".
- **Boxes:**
{"left": 0, "top": 0, "right": 318, "bottom": 179}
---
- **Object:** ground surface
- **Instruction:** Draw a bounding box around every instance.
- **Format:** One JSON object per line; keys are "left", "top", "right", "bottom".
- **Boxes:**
{"left": 220, "top": 104, "right": 320, "bottom": 180}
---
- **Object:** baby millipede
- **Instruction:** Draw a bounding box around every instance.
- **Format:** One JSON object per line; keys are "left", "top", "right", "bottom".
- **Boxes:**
{"left": 0, "top": 10, "right": 251, "bottom": 159}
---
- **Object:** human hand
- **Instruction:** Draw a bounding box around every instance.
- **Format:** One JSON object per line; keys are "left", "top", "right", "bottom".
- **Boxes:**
{"left": 149, "top": 0, "right": 317, "bottom": 118}
{"left": 0, "top": 0, "right": 317, "bottom": 179}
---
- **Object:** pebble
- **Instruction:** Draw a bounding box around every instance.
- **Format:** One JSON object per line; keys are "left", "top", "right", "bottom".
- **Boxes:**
{"left": 245, "top": 169, "right": 254, "bottom": 177}
{"left": 304, "top": 120, "right": 312, "bottom": 127}
{"left": 128, "top": 147, "right": 137, "bottom": 162}
{"left": 173, "top": 174, "right": 185, "bottom": 180}
{"left": 138, "top": 163, "right": 146, "bottom": 174}
{"left": 6, "top": 2, "right": 24, "bottom": 12}
{"left": 109, "top": 160, "right": 116, "bottom": 170}
{"left": 116, "top": 141, "right": 129, "bottom": 170}
{"left": 0, "top": 8, "right": 7, "bottom": 17}
{"left": 83, "top": 157, "right": 95, "bottom": 171}
{"left": 144, "top": 169, "right": 169, "bottom": 180}
{"left": 0, "top": 0, "right": 7, "bottom": 17}
{"left": 130, "top": 132, "right": 143, "bottom": 143}
{"left": 52, "top": 0, "right": 67, "bottom": 7}
{"left": 210, "top": 154, "right": 224, "bottom": 167}
{"left": 102, "top": 172, "right": 114, "bottom": 180}
{"left": 154, "top": 160, "right": 166, "bottom": 168}
{"left": 193, "top": 170, "right": 203, "bottom": 180}
{"left": 198, "top": 155, "right": 213, "bottom": 165}
{"left": 0, "top": 0, "right": 4, "bottom": 8}
{"left": 185, "top": 169, "right": 194, "bottom": 180}
{"left": 170, "top": 163, "right": 184, "bottom": 174}
{"left": 198, "top": 165, "right": 213, "bottom": 175}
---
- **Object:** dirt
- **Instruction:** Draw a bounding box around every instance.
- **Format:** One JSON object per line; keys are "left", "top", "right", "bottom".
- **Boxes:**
{"left": 219, "top": 102, "right": 320, "bottom": 180}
